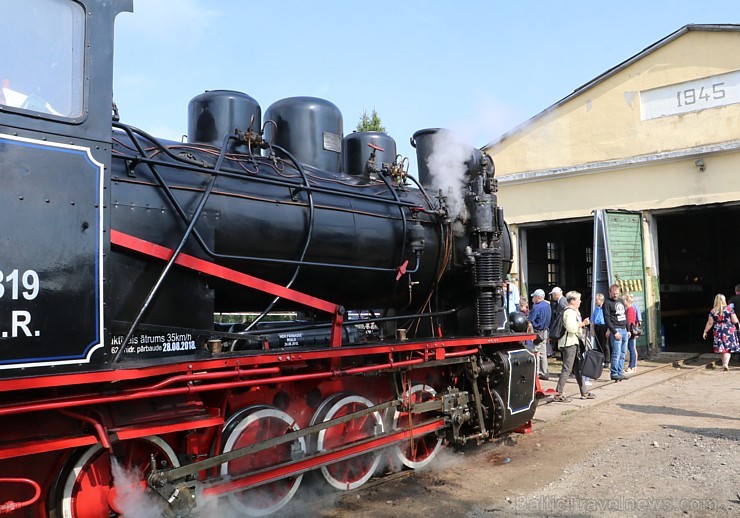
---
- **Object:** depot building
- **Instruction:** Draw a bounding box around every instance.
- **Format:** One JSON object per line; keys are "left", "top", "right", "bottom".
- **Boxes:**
{"left": 484, "top": 24, "right": 740, "bottom": 356}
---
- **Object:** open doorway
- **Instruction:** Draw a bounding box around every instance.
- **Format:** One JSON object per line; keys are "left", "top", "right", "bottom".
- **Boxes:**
{"left": 655, "top": 204, "right": 740, "bottom": 351}
{"left": 522, "top": 220, "right": 594, "bottom": 317}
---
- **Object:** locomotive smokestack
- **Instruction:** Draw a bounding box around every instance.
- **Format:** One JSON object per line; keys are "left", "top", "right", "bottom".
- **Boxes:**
{"left": 410, "top": 128, "right": 490, "bottom": 228}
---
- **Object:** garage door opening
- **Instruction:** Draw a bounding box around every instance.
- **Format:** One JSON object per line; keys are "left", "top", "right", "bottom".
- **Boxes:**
{"left": 522, "top": 220, "right": 594, "bottom": 316}
{"left": 656, "top": 204, "right": 740, "bottom": 351}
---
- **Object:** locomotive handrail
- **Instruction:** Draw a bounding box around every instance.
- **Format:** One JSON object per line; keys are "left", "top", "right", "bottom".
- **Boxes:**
{"left": 113, "top": 122, "right": 422, "bottom": 275}
{"left": 112, "top": 132, "right": 232, "bottom": 363}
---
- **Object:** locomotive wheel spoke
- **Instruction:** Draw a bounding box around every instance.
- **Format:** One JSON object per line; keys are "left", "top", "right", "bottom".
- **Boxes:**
{"left": 52, "top": 436, "right": 179, "bottom": 518}
{"left": 392, "top": 384, "right": 444, "bottom": 469}
{"left": 220, "top": 406, "right": 306, "bottom": 517}
{"left": 313, "top": 394, "right": 385, "bottom": 491}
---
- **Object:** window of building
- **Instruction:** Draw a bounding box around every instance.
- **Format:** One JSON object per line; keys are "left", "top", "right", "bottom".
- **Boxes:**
{"left": 0, "top": 0, "right": 85, "bottom": 118}
{"left": 546, "top": 241, "right": 560, "bottom": 285}
{"left": 585, "top": 246, "right": 593, "bottom": 287}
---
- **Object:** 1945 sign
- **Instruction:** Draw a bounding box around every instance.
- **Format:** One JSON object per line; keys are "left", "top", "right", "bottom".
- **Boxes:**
{"left": 640, "top": 70, "right": 740, "bottom": 120}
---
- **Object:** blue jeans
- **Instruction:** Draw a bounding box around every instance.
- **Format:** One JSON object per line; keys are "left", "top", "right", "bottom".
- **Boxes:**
{"left": 627, "top": 337, "right": 637, "bottom": 369}
{"left": 610, "top": 327, "right": 628, "bottom": 378}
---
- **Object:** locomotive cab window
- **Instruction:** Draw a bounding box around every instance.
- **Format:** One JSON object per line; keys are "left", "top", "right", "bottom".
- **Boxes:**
{"left": 0, "top": 0, "right": 85, "bottom": 119}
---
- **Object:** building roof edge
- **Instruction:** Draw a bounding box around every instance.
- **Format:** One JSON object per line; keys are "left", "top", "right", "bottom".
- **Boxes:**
{"left": 483, "top": 24, "right": 740, "bottom": 151}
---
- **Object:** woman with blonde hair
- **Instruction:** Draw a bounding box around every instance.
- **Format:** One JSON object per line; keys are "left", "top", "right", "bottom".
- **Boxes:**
{"left": 702, "top": 294, "right": 739, "bottom": 371}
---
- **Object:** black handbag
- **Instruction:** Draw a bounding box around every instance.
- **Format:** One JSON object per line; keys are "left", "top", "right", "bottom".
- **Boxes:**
{"left": 580, "top": 348, "right": 605, "bottom": 379}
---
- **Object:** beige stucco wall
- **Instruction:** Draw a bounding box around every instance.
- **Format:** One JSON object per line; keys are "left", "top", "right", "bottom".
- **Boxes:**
{"left": 485, "top": 29, "right": 740, "bottom": 225}
{"left": 498, "top": 151, "right": 740, "bottom": 225}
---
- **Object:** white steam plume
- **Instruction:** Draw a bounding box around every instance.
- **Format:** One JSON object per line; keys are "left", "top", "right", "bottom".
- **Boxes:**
{"left": 426, "top": 130, "right": 472, "bottom": 235}
{"left": 110, "top": 458, "right": 165, "bottom": 518}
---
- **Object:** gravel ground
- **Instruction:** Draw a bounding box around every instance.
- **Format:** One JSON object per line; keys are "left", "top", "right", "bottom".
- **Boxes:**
{"left": 310, "top": 361, "right": 740, "bottom": 518}
{"left": 488, "top": 428, "right": 738, "bottom": 517}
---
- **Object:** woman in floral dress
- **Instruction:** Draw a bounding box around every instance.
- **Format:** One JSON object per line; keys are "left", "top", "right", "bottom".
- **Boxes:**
{"left": 702, "top": 293, "right": 739, "bottom": 371}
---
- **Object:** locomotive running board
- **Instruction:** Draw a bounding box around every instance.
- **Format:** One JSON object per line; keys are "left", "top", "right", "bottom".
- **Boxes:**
{"left": 110, "top": 230, "right": 345, "bottom": 347}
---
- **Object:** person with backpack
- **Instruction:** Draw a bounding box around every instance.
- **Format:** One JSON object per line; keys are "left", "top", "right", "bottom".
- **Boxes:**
{"left": 553, "top": 290, "right": 595, "bottom": 401}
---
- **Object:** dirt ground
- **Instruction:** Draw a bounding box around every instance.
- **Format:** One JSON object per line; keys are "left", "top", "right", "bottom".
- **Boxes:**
{"left": 302, "top": 357, "right": 740, "bottom": 518}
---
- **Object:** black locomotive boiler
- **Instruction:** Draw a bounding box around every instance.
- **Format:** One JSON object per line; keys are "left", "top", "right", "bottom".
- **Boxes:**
{"left": 0, "top": 1, "right": 537, "bottom": 516}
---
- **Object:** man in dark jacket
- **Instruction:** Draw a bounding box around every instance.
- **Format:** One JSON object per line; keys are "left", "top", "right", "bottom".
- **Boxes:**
{"left": 603, "top": 283, "right": 628, "bottom": 381}
{"left": 529, "top": 289, "right": 552, "bottom": 380}
{"left": 549, "top": 287, "right": 568, "bottom": 358}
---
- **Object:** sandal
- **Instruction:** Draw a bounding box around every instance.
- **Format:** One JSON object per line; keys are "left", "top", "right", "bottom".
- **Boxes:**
{"left": 581, "top": 392, "right": 596, "bottom": 399}
{"left": 553, "top": 395, "right": 570, "bottom": 402}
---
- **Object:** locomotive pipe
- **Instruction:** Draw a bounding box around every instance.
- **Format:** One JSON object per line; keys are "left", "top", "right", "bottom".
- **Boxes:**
{"left": 113, "top": 132, "right": 227, "bottom": 363}
{"left": 113, "top": 122, "right": 444, "bottom": 314}
{"left": 114, "top": 126, "right": 418, "bottom": 275}
{"left": 0, "top": 359, "right": 425, "bottom": 418}
{"left": 444, "top": 348, "right": 481, "bottom": 358}
{"left": 244, "top": 143, "right": 316, "bottom": 331}
{"left": 113, "top": 123, "right": 424, "bottom": 209}
{"left": 227, "top": 308, "right": 457, "bottom": 337}
{"left": 0, "top": 478, "right": 41, "bottom": 514}
{"left": 58, "top": 409, "right": 112, "bottom": 450}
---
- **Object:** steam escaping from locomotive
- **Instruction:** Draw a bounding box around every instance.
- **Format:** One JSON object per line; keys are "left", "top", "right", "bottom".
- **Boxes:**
{"left": 418, "top": 129, "right": 470, "bottom": 226}
{"left": 411, "top": 128, "right": 494, "bottom": 238}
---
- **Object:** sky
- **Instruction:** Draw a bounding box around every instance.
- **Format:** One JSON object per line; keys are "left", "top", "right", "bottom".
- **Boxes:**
{"left": 113, "top": 1, "right": 739, "bottom": 176}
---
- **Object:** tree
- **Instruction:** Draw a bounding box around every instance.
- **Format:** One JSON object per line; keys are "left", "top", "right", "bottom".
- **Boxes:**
{"left": 356, "top": 108, "right": 386, "bottom": 133}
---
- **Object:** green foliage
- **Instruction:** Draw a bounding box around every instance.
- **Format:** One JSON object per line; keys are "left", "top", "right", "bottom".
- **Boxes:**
{"left": 356, "top": 108, "right": 386, "bottom": 133}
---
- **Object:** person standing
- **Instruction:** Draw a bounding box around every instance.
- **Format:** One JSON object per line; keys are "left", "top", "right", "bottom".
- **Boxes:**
{"left": 603, "top": 284, "right": 628, "bottom": 381}
{"left": 553, "top": 291, "right": 595, "bottom": 401}
{"left": 702, "top": 293, "right": 739, "bottom": 371}
{"left": 728, "top": 284, "right": 740, "bottom": 309}
{"left": 549, "top": 287, "right": 567, "bottom": 358}
{"left": 624, "top": 293, "right": 638, "bottom": 374}
{"left": 519, "top": 297, "right": 530, "bottom": 317}
{"left": 729, "top": 284, "right": 740, "bottom": 350}
{"left": 503, "top": 277, "right": 520, "bottom": 315}
{"left": 529, "top": 289, "right": 552, "bottom": 380}
{"left": 592, "top": 293, "right": 610, "bottom": 366}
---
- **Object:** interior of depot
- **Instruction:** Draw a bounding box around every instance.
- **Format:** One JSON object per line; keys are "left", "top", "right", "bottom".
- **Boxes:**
{"left": 517, "top": 203, "right": 740, "bottom": 354}
{"left": 655, "top": 203, "right": 740, "bottom": 350}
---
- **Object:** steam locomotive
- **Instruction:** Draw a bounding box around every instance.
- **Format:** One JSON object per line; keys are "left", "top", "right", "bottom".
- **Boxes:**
{"left": 0, "top": 1, "right": 537, "bottom": 516}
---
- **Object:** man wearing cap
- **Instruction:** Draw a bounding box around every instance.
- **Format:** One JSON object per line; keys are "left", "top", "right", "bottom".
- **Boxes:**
{"left": 529, "top": 289, "right": 552, "bottom": 380}
{"left": 548, "top": 287, "right": 568, "bottom": 358}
